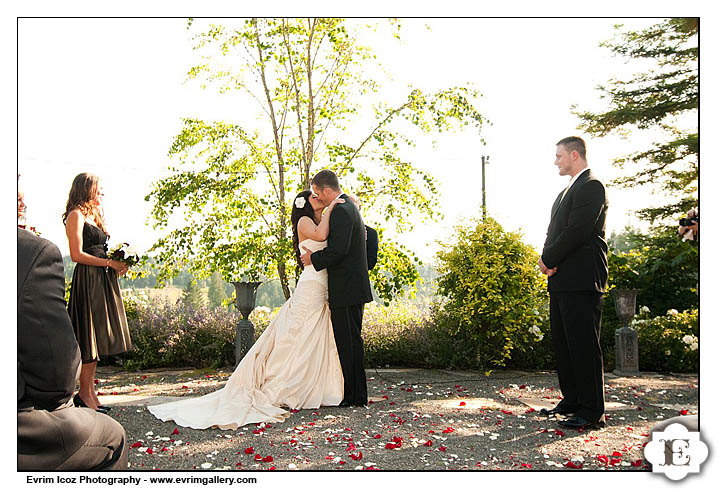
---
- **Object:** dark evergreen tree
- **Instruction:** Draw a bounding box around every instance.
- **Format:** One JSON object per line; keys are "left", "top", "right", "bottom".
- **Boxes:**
{"left": 574, "top": 18, "right": 697, "bottom": 222}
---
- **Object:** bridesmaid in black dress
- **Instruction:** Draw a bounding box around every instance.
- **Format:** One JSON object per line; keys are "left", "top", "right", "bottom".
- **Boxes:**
{"left": 63, "top": 173, "right": 132, "bottom": 412}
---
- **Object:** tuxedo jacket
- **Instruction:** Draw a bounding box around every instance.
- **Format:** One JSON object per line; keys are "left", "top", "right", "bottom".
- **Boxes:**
{"left": 312, "top": 195, "right": 373, "bottom": 309}
{"left": 366, "top": 225, "right": 378, "bottom": 271}
{"left": 18, "top": 229, "right": 81, "bottom": 412}
{"left": 541, "top": 169, "right": 608, "bottom": 293}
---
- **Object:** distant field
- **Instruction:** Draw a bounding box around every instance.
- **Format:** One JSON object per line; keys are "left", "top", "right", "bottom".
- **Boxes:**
{"left": 121, "top": 287, "right": 187, "bottom": 304}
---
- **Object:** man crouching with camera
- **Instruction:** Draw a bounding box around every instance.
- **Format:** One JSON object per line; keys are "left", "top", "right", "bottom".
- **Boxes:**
{"left": 678, "top": 207, "right": 698, "bottom": 241}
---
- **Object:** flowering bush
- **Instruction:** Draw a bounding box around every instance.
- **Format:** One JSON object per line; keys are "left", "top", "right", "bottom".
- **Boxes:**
{"left": 630, "top": 307, "right": 698, "bottom": 373}
{"left": 123, "top": 298, "right": 240, "bottom": 370}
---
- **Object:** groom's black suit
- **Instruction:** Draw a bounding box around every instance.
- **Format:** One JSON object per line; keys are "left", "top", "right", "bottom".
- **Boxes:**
{"left": 311, "top": 195, "right": 373, "bottom": 406}
{"left": 541, "top": 169, "right": 608, "bottom": 424}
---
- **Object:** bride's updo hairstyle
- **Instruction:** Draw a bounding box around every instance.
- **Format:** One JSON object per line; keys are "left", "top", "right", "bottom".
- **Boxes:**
{"left": 62, "top": 172, "right": 107, "bottom": 233}
{"left": 291, "top": 190, "right": 317, "bottom": 269}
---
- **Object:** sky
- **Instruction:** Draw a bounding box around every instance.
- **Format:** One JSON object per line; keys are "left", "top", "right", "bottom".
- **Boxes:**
{"left": 15, "top": 17, "right": 684, "bottom": 263}
{"left": 5, "top": 3, "right": 717, "bottom": 487}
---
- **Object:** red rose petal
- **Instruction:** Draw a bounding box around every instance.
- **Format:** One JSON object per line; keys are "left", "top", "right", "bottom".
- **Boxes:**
{"left": 424, "top": 440, "right": 433, "bottom": 447}
{"left": 254, "top": 454, "right": 263, "bottom": 461}
{"left": 131, "top": 442, "right": 142, "bottom": 448}
{"left": 566, "top": 461, "right": 583, "bottom": 469}
{"left": 438, "top": 445, "right": 447, "bottom": 452}
{"left": 172, "top": 428, "right": 179, "bottom": 435}
{"left": 631, "top": 460, "right": 643, "bottom": 467}
{"left": 459, "top": 401, "right": 466, "bottom": 406}
{"left": 244, "top": 447, "right": 255, "bottom": 454}
{"left": 442, "top": 427, "right": 455, "bottom": 434}
{"left": 262, "top": 455, "right": 274, "bottom": 463}
{"left": 373, "top": 434, "right": 382, "bottom": 439}
{"left": 680, "top": 409, "right": 689, "bottom": 415}
{"left": 146, "top": 448, "right": 153, "bottom": 455}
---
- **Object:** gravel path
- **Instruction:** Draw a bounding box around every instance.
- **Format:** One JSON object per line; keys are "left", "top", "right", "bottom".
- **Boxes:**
{"left": 93, "top": 366, "right": 698, "bottom": 471}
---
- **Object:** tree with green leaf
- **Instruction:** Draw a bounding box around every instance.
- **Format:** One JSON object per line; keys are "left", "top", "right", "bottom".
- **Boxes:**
{"left": 182, "top": 278, "right": 205, "bottom": 310}
{"left": 145, "top": 18, "right": 486, "bottom": 302}
{"left": 573, "top": 18, "right": 697, "bottom": 222}
{"left": 207, "top": 271, "right": 228, "bottom": 309}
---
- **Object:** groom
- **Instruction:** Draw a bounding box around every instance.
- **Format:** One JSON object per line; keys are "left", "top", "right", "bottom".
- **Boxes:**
{"left": 301, "top": 169, "right": 373, "bottom": 407}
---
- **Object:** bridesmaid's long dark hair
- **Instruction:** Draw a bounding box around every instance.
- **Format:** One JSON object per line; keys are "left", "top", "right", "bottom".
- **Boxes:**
{"left": 291, "top": 190, "right": 318, "bottom": 270}
{"left": 62, "top": 173, "right": 107, "bottom": 233}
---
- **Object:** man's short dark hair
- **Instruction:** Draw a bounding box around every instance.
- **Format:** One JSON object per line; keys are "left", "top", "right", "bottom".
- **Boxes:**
{"left": 311, "top": 169, "right": 340, "bottom": 191}
{"left": 556, "top": 136, "right": 587, "bottom": 160}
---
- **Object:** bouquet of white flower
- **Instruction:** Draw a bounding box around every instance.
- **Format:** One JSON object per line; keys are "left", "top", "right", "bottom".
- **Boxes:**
{"left": 109, "top": 242, "right": 140, "bottom": 267}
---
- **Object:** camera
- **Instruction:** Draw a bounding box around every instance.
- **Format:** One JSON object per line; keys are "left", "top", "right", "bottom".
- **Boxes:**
{"left": 679, "top": 216, "right": 698, "bottom": 227}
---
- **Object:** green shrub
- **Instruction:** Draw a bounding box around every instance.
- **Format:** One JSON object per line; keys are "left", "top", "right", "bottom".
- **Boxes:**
{"left": 434, "top": 217, "right": 549, "bottom": 369}
{"left": 123, "top": 299, "right": 240, "bottom": 370}
{"left": 607, "top": 226, "right": 698, "bottom": 315}
{"left": 362, "top": 302, "right": 437, "bottom": 368}
{"left": 632, "top": 307, "right": 698, "bottom": 373}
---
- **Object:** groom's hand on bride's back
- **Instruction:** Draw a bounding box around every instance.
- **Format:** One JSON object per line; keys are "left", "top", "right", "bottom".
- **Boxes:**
{"left": 301, "top": 246, "right": 312, "bottom": 266}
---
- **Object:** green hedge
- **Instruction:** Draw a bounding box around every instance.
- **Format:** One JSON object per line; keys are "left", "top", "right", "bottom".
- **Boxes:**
{"left": 118, "top": 294, "right": 696, "bottom": 374}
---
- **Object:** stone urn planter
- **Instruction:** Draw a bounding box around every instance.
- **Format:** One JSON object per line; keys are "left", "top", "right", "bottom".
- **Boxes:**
{"left": 232, "top": 281, "right": 261, "bottom": 366}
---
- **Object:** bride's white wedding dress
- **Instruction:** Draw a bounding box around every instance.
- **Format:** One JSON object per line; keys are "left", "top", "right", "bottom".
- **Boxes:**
{"left": 148, "top": 239, "right": 343, "bottom": 429}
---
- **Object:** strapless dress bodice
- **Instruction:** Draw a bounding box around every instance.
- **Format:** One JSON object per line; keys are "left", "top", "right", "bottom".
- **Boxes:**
{"left": 297, "top": 239, "right": 328, "bottom": 285}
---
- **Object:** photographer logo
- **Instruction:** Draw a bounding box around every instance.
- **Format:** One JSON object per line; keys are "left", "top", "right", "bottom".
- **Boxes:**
{"left": 644, "top": 423, "right": 708, "bottom": 481}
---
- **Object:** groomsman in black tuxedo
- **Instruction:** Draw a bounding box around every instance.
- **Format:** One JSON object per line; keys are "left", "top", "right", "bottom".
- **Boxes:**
{"left": 17, "top": 185, "right": 128, "bottom": 470}
{"left": 347, "top": 194, "right": 379, "bottom": 271}
{"left": 301, "top": 170, "right": 373, "bottom": 407}
{"left": 539, "top": 136, "right": 609, "bottom": 430}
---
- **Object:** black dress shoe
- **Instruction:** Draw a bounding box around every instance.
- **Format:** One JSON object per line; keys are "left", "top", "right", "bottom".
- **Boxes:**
{"left": 539, "top": 407, "right": 574, "bottom": 417}
{"left": 557, "top": 416, "right": 605, "bottom": 430}
{"left": 339, "top": 401, "right": 352, "bottom": 407}
{"left": 73, "top": 394, "right": 109, "bottom": 414}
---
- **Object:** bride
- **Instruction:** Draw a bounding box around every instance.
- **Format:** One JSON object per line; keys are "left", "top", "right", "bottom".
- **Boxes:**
{"left": 148, "top": 190, "right": 345, "bottom": 429}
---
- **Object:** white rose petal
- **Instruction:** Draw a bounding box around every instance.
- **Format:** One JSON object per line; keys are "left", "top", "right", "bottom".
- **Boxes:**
{"left": 201, "top": 462, "right": 212, "bottom": 469}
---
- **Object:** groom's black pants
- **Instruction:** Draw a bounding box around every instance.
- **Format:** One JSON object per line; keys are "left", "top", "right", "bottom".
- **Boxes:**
{"left": 330, "top": 304, "right": 367, "bottom": 406}
{"left": 549, "top": 291, "right": 606, "bottom": 424}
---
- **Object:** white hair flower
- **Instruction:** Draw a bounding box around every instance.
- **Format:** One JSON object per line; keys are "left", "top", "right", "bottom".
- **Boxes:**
{"left": 294, "top": 196, "right": 306, "bottom": 209}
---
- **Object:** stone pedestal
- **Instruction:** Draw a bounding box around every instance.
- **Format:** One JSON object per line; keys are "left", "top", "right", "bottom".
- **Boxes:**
{"left": 232, "top": 281, "right": 261, "bottom": 367}
{"left": 614, "top": 325, "right": 640, "bottom": 375}
{"left": 612, "top": 288, "right": 641, "bottom": 376}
